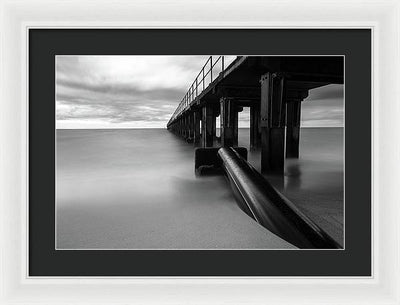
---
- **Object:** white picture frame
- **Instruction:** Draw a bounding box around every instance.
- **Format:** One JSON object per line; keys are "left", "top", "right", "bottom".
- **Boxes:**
{"left": 1, "top": 0, "right": 399, "bottom": 304}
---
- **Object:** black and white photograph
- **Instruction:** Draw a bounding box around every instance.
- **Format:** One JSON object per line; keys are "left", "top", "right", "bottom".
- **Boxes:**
{"left": 56, "top": 55, "right": 344, "bottom": 250}
{"left": 5, "top": 0, "right": 396, "bottom": 298}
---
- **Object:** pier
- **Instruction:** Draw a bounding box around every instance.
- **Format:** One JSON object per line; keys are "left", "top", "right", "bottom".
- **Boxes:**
{"left": 167, "top": 56, "right": 344, "bottom": 248}
{"left": 167, "top": 56, "right": 343, "bottom": 172}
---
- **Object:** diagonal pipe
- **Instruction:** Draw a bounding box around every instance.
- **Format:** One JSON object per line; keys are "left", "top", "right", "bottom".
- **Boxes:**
{"left": 218, "top": 147, "right": 341, "bottom": 249}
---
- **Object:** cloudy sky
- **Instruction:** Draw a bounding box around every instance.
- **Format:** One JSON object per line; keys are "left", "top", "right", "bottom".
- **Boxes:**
{"left": 56, "top": 56, "right": 343, "bottom": 129}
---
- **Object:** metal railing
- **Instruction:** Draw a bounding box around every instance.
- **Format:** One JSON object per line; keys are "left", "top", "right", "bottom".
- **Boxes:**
{"left": 168, "top": 56, "right": 226, "bottom": 125}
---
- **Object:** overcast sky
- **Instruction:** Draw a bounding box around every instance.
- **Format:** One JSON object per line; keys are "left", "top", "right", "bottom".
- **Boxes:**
{"left": 56, "top": 56, "right": 343, "bottom": 129}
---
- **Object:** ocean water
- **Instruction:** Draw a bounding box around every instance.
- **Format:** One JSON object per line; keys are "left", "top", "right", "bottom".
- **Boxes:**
{"left": 240, "top": 128, "right": 344, "bottom": 246}
{"left": 56, "top": 128, "right": 343, "bottom": 249}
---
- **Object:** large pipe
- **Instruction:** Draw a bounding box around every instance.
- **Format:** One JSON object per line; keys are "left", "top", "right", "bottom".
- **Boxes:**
{"left": 218, "top": 147, "right": 341, "bottom": 249}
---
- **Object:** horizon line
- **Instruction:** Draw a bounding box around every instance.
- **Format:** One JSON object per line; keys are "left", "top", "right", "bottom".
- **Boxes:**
{"left": 56, "top": 126, "right": 344, "bottom": 130}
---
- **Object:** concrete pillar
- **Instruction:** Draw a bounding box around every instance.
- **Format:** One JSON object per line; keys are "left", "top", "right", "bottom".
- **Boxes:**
{"left": 234, "top": 106, "right": 241, "bottom": 146}
{"left": 180, "top": 118, "right": 184, "bottom": 137}
{"left": 220, "top": 98, "right": 239, "bottom": 147}
{"left": 187, "top": 114, "right": 192, "bottom": 140}
{"left": 260, "top": 72, "right": 286, "bottom": 174}
{"left": 181, "top": 116, "right": 185, "bottom": 138}
{"left": 201, "top": 104, "right": 215, "bottom": 147}
{"left": 185, "top": 115, "right": 189, "bottom": 139}
{"left": 193, "top": 111, "right": 201, "bottom": 144}
{"left": 212, "top": 108, "right": 218, "bottom": 143}
{"left": 189, "top": 114, "right": 193, "bottom": 140}
{"left": 184, "top": 115, "right": 188, "bottom": 139}
{"left": 286, "top": 101, "right": 301, "bottom": 158}
{"left": 250, "top": 104, "right": 261, "bottom": 150}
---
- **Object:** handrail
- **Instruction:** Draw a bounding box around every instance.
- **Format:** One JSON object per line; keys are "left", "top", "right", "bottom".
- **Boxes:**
{"left": 167, "top": 56, "right": 226, "bottom": 126}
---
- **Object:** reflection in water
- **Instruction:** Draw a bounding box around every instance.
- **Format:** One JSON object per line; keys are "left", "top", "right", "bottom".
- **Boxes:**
{"left": 285, "top": 159, "right": 302, "bottom": 190}
{"left": 239, "top": 127, "right": 344, "bottom": 246}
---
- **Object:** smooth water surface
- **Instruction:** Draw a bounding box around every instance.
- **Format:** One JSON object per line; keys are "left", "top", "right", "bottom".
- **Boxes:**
{"left": 56, "top": 128, "right": 343, "bottom": 249}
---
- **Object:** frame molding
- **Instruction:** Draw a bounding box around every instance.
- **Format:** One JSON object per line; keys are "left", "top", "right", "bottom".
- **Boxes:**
{"left": 1, "top": 0, "right": 399, "bottom": 304}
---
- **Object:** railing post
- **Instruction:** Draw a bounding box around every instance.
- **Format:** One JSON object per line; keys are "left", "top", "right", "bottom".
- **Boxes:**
{"left": 202, "top": 68, "right": 205, "bottom": 90}
{"left": 210, "top": 56, "right": 213, "bottom": 82}
{"left": 169, "top": 56, "right": 239, "bottom": 137}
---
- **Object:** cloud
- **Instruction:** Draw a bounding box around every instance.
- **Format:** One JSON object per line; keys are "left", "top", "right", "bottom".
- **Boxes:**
{"left": 306, "top": 84, "right": 343, "bottom": 101}
{"left": 57, "top": 80, "right": 185, "bottom": 106}
{"left": 56, "top": 55, "right": 213, "bottom": 129}
{"left": 301, "top": 84, "right": 344, "bottom": 127}
{"left": 56, "top": 56, "right": 343, "bottom": 129}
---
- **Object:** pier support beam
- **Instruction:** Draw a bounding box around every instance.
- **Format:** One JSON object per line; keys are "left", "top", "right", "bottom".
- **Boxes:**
{"left": 182, "top": 116, "right": 186, "bottom": 138}
{"left": 220, "top": 98, "right": 239, "bottom": 147}
{"left": 181, "top": 118, "right": 184, "bottom": 137}
{"left": 186, "top": 115, "right": 190, "bottom": 139}
{"left": 187, "top": 115, "right": 191, "bottom": 139}
{"left": 201, "top": 104, "right": 216, "bottom": 147}
{"left": 193, "top": 111, "right": 201, "bottom": 144}
{"left": 184, "top": 116, "right": 188, "bottom": 139}
{"left": 250, "top": 104, "right": 261, "bottom": 150}
{"left": 260, "top": 72, "right": 286, "bottom": 174}
{"left": 187, "top": 114, "right": 192, "bottom": 140}
{"left": 286, "top": 100, "right": 301, "bottom": 158}
{"left": 233, "top": 107, "right": 240, "bottom": 146}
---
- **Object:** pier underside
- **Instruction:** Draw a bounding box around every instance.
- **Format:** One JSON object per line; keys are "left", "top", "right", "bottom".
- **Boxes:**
{"left": 167, "top": 56, "right": 344, "bottom": 174}
{"left": 166, "top": 56, "right": 344, "bottom": 248}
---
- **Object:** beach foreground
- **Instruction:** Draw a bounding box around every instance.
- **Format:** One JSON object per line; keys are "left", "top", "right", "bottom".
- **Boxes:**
{"left": 56, "top": 128, "right": 343, "bottom": 249}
